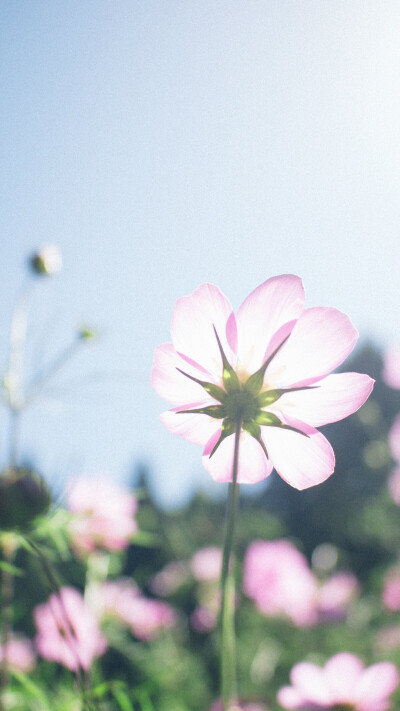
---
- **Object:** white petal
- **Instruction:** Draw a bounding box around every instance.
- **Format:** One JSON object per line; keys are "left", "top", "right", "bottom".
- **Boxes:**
{"left": 236, "top": 275, "right": 305, "bottom": 375}
{"left": 171, "top": 283, "right": 236, "bottom": 376}
{"left": 265, "top": 307, "right": 358, "bottom": 389}
{"left": 271, "top": 372, "right": 374, "bottom": 427}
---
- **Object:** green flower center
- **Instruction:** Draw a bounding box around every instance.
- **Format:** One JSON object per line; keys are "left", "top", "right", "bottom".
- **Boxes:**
{"left": 223, "top": 389, "right": 259, "bottom": 423}
{"left": 176, "top": 327, "right": 312, "bottom": 458}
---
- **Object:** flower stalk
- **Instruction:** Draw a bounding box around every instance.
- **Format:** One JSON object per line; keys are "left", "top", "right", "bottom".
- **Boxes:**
{"left": 220, "top": 416, "right": 241, "bottom": 711}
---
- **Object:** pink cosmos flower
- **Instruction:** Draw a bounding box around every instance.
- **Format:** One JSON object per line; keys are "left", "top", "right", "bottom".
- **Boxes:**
{"left": 388, "top": 416, "right": 400, "bottom": 463}
{"left": 243, "top": 540, "right": 358, "bottom": 627}
{"left": 277, "top": 652, "right": 399, "bottom": 711}
{"left": 243, "top": 539, "right": 318, "bottom": 627}
{"left": 34, "top": 587, "right": 107, "bottom": 671}
{"left": 66, "top": 475, "right": 138, "bottom": 554}
{"left": 382, "top": 346, "right": 400, "bottom": 389}
{"left": 151, "top": 276, "right": 374, "bottom": 489}
{"left": 317, "top": 571, "right": 359, "bottom": 623}
{"left": 190, "top": 546, "right": 223, "bottom": 583}
{"left": 386, "top": 417, "right": 400, "bottom": 504}
{"left": 150, "top": 560, "right": 189, "bottom": 596}
{"left": 382, "top": 565, "right": 400, "bottom": 612}
{"left": 0, "top": 635, "right": 36, "bottom": 673}
{"left": 89, "top": 579, "right": 176, "bottom": 641}
{"left": 375, "top": 624, "right": 400, "bottom": 652}
{"left": 388, "top": 467, "right": 400, "bottom": 505}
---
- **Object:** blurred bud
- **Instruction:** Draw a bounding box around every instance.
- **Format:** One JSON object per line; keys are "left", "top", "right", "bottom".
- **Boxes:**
{"left": 78, "top": 326, "right": 97, "bottom": 341}
{"left": 29, "top": 245, "right": 62, "bottom": 276}
{"left": 0, "top": 468, "right": 51, "bottom": 531}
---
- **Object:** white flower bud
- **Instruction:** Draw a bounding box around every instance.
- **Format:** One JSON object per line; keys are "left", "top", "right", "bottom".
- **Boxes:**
{"left": 29, "top": 244, "right": 62, "bottom": 276}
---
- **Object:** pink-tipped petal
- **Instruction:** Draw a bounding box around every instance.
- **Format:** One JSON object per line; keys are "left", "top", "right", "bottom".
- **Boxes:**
{"left": 171, "top": 283, "right": 236, "bottom": 375}
{"left": 152, "top": 343, "right": 219, "bottom": 406}
{"left": 160, "top": 404, "right": 220, "bottom": 446}
{"left": 262, "top": 419, "right": 335, "bottom": 490}
{"left": 324, "top": 653, "right": 364, "bottom": 703}
{"left": 273, "top": 373, "right": 375, "bottom": 427}
{"left": 354, "top": 662, "right": 399, "bottom": 709}
{"left": 265, "top": 307, "right": 359, "bottom": 389}
{"left": 290, "top": 662, "right": 331, "bottom": 705}
{"left": 202, "top": 429, "right": 273, "bottom": 484}
{"left": 236, "top": 275, "right": 305, "bottom": 375}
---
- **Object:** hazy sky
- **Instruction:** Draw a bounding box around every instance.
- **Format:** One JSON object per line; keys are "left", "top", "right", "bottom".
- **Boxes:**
{"left": 1, "top": 1, "right": 400, "bottom": 507}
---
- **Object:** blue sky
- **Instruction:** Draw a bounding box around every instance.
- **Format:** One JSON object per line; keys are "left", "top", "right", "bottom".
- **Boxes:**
{"left": 1, "top": 1, "right": 400, "bottom": 507}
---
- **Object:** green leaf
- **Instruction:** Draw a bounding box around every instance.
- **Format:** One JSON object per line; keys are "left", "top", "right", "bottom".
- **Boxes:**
{"left": 11, "top": 670, "right": 52, "bottom": 709}
{"left": 177, "top": 405, "right": 224, "bottom": 418}
{"left": 212, "top": 326, "right": 240, "bottom": 392}
{"left": 112, "top": 687, "right": 135, "bottom": 711}
{"left": 176, "top": 368, "right": 226, "bottom": 402}
{"left": 255, "top": 411, "right": 283, "bottom": 427}
{"left": 0, "top": 560, "right": 24, "bottom": 577}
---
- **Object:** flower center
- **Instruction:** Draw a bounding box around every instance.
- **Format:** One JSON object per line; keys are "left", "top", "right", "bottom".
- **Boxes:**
{"left": 176, "top": 327, "right": 312, "bottom": 459}
{"left": 223, "top": 389, "right": 259, "bottom": 424}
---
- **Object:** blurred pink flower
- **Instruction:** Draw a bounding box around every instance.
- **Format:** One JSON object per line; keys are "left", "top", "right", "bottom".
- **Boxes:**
{"left": 388, "top": 416, "right": 400, "bottom": 463}
{"left": 382, "top": 565, "right": 400, "bottom": 612}
{"left": 190, "top": 605, "right": 217, "bottom": 633}
{"left": 317, "top": 571, "right": 359, "bottom": 622}
{"left": 243, "top": 540, "right": 358, "bottom": 627}
{"left": 388, "top": 467, "right": 400, "bottom": 505}
{"left": 190, "top": 546, "right": 222, "bottom": 583}
{"left": 34, "top": 587, "right": 107, "bottom": 671}
{"left": 277, "top": 652, "right": 399, "bottom": 711}
{"left": 67, "top": 475, "right": 138, "bottom": 553}
{"left": 90, "top": 579, "right": 176, "bottom": 641}
{"left": 375, "top": 624, "right": 400, "bottom": 652}
{"left": 152, "top": 276, "right": 373, "bottom": 489}
{"left": 0, "top": 635, "right": 36, "bottom": 673}
{"left": 243, "top": 540, "right": 318, "bottom": 627}
{"left": 150, "top": 560, "right": 189, "bottom": 596}
{"left": 382, "top": 346, "right": 400, "bottom": 389}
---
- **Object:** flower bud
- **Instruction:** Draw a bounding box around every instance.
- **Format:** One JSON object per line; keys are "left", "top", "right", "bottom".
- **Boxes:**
{"left": 29, "top": 245, "right": 62, "bottom": 276}
{"left": 0, "top": 468, "right": 51, "bottom": 531}
{"left": 78, "top": 326, "right": 97, "bottom": 341}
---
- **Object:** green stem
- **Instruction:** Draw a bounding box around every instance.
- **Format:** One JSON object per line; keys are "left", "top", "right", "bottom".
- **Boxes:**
{"left": 220, "top": 417, "right": 241, "bottom": 711}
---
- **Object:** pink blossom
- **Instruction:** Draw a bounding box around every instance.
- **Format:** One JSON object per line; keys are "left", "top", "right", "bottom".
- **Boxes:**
{"left": 190, "top": 546, "right": 222, "bottom": 583}
{"left": 389, "top": 416, "right": 400, "bottom": 463}
{"left": 277, "top": 652, "right": 399, "bottom": 711}
{"left": 190, "top": 605, "right": 217, "bottom": 633}
{"left": 0, "top": 635, "right": 36, "bottom": 672}
{"left": 317, "top": 571, "right": 359, "bottom": 622}
{"left": 150, "top": 560, "right": 189, "bottom": 596}
{"left": 243, "top": 540, "right": 318, "bottom": 627}
{"left": 89, "top": 579, "right": 176, "bottom": 641}
{"left": 243, "top": 540, "right": 357, "bottom": 627}
{"left": 375, "top": 624, "right": 400, "bottom": 652}
{"left": 382, "top": 346, "right": 400, "bottom": 389}
{"left": 152, "top": 277, "right": 373, "bottom": 489}
{"left": 34, "top": 587, "right": 107, "bottom": 671}
{"left": 382, "top": 565, "right": 400, "bottom": 612}
{"left": 388, "top": 467, "right": 400, "bottom": 505}
{"left": 67, "top": 475, "right": 138, "bottom": 553}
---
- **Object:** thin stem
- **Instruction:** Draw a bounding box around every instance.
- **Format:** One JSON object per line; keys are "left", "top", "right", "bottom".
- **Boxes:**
{"left": 220, "top": 417, "right": 241, "bottom": 711}
{"left": 0, "top": 537, "right": 16, "bottom": 711}
{"left": 26, "top": 539, "right": 88, "bottom": 706}
{"left": 25, "top": 338, "right": 81, "bottom": 403}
